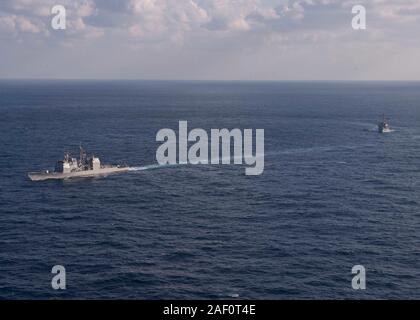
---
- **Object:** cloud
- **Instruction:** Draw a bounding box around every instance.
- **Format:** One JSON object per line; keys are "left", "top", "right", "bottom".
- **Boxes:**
{"left": 1, "top": 0, "right": 420, "bottom": 44}
{"left": 0, "top": 0, "right": 102, "bottom": 39}
{"left": 0, "top": 14, "right": 44, "bottom": 37}
{"left": 124, "top": 0, "right": 210, "bottom": 43}
{"left": 1, "top": 0, "right": 420, "bottom": 79}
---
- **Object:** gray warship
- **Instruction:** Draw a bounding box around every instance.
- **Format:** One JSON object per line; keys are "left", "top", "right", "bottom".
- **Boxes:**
{"left": 28, "top": 146, "right": 129, "bottom": 181}
{"left": 378, "top": 114, "right": 391, "bottom": 133}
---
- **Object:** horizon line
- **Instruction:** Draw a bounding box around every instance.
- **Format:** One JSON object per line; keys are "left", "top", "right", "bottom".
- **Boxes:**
{"left": 1, "top": 78, "right": 420, "bottom": 82}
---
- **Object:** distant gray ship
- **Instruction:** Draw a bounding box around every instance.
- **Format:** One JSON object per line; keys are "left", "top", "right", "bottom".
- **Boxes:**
{"left": 378, "top": 114, "right": 391, "bottom": 133}
{"left": 28, "top": 146, "right": 129, "bottom": 181}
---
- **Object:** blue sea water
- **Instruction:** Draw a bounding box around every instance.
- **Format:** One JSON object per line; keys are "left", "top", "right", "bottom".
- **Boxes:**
{"left": 0, "top": 80, "right": 420, "bottom": 299}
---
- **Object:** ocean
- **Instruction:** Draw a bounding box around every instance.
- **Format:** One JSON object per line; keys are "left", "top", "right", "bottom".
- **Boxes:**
{"left": 0, "top": 80, "right": 419, "bottom": 299}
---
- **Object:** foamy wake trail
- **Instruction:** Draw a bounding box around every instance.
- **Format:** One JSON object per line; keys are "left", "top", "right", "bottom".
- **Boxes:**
{"left": 128, "top": 161, "right": 189, "bottom": 171}
{"left": 197, "top": 153, "right": 265, "bottom": 164}
{"left": 128, "top": 163, "right": 173, "bottom": 171}
{"left": 128, "top": 155, "right": 265, "bottom": 172}
{"left": 128, "top": 146, "right": 378, "bottom": 172}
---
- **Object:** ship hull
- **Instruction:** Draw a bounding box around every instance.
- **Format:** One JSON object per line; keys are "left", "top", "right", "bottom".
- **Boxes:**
{"left": 28, "top": 167, "right": 130, "bottom": 181}
{"left": 378, "top": 126, "right": 391, "bottom": 133}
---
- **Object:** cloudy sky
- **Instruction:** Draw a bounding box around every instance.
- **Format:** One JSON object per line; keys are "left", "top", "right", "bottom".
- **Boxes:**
{"left": 1, "top": 0, "right": 420, "bottom": 80}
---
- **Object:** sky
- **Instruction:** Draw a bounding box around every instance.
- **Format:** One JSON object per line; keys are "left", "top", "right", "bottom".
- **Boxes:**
{"left": 1, "top": 0, "right": 420, "bottom": 80}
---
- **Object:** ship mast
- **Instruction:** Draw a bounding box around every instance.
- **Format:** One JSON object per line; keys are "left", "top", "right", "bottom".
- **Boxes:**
{"left": 79, "top": 144, "right": 86, "bottom": 167}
